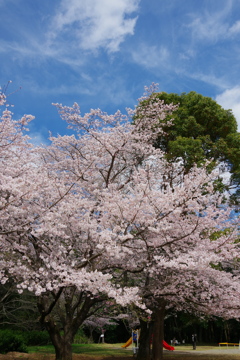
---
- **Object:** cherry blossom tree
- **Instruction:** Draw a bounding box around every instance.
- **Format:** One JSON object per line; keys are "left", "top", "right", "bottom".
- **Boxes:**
{"left": 128, "top": 89, "right": 240, "bottom": 360}
{"left": 46, "top": 91, "right": 240, "bottom": 360}
{"left": 133, "top": 222, "right": 240, "bottom": 360}
{"left": 83, "top": 315, "right": 117, "bottom": 343}
{"left": 0, "top": 85, "right": 239, "bottom": 360}
{"left": 0, "top": 87, "right": 159, "bottom": 359}
{"left": 109, "top": 156, "right": 239, "bottom": 360}
{"left": 0, "top": 98, "right": 142, "bottom": 360}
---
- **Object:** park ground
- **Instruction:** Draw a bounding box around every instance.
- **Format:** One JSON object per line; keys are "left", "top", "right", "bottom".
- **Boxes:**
{"left": 1, "top": 344, "right": 240, "bottom": 360}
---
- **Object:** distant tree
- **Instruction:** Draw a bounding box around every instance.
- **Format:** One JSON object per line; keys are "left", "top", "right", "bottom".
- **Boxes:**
{"left": 0, "top": 283, "right": 38, "bottom": 330}
{"left": 136, "top": 91, "right": 240, "bottom": 203}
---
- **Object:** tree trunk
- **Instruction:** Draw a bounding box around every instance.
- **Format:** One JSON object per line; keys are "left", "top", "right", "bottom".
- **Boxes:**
{"left": 151, "top": 302, "right": 166, "bottom": 360}
{"left": 37, "top": 289, "right": 97, "bottom": 360}
{"left": 137, "top": 319, "right": 153, "bottom": 360}
{"left": 52, "top": 334, "right": 73, "bottom": 360}
{"left": 44, "top": 317, "right": 74, "bottom": 360}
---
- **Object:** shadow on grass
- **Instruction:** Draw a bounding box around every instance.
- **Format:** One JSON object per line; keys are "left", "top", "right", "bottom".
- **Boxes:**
{"left": 164, "top": 356, "right": 240, "bottom": 360}
{"left": 26, "top": 344, "right": 240, "bottom": 360}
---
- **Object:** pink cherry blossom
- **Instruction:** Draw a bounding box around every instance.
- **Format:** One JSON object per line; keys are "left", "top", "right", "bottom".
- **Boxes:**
{"left": 0, "top": 87, "right": 239, "bottom": 360}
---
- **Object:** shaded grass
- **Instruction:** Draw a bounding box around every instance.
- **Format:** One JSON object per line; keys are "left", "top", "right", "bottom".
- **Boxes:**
{"left": 27, "top": 343, "right": 240, "bottom": 359}
{"left": 165, "top": 357, "right": 240, "bottom": 360}
{"left": 28, "top": 343, "right": 132, "bottom": 357}
{"left": 28, "top": 346, "right": 55, "bottom": 355}
{"left": 72, "top": 343, "right": 132, "bottom": 356}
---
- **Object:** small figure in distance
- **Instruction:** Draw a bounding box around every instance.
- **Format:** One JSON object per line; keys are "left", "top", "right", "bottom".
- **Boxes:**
{"left": 192, "top": 334, "right": 197, "bottom": 350}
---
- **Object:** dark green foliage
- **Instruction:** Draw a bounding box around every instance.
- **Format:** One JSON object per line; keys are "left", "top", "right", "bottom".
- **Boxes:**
{"left": 0, "top": 329, "right": 51, "bottom": 354}
{"left": 138, "top": 91, "right": 237, "bottom": 166}
{"left": 164, "top": 311, "right": 240, "bottom": 344}
{"left": 104, "top": 323, "right": 124, "bottom": 343}
{"left": 154, "top": 91, "right": 237, "bottom": 140}
{"left": 225, "top": 132, "right": 240, "bottom": 187}
{"left": 74, "top": 328, "right": 89, "bottom": 344}
{"left": 136, "top": 91, "right": 240, "bottom": 203}
{"left": 151, "top": 91, "right": 237, "bottom": 171}
{"left": 0, "top": 329, "right": 27, "bottom": 354}
{"left": 22, "top": 330, "right": 51, "bottom": 346}
{"left": 83, "top": 320, "right": 129, "bottom": 344}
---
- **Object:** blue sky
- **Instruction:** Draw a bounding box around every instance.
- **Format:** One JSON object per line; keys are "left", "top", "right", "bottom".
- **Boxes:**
{"left": 1, "top": 0, "right": 240, "bottom": 143}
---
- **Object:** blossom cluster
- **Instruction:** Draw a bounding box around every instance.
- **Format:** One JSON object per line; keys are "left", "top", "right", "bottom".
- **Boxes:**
{"left": 0, "top": 86, "right": 240, "bottom": 324}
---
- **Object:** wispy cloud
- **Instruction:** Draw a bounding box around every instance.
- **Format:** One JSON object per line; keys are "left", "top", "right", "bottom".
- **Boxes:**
{"left": 216, "top": 87, "right": 240, "bottom": 130}
{"left": 131, "top": 44, "right": 170, "bottom": 70}
{"left": 0, "top": 0, "right": 140, "bottom": 68}
{"left": 47, "top": 0, "right": 140, "bottom": 53}
{"left": 186, "top": 1, "right": 240, "bottom": 43}
{"left": 186, "top": 71, "right": 230, "bottom": 90}
{"left": 29, "top": 131, "right": 50, "bottom": 146}
{"left": 228, "top": 20, "right": 240, "bottom": 36}
{"left": 1, "top": 0, "right": 240, "bottom": 140}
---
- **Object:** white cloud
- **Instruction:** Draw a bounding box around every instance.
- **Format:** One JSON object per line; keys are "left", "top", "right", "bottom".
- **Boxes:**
{"left": 187, "top": 72, "right": 229, "bottom": 90}
{"left": 186, "top": 1, "right": 240, "bottom": 43}
{"left": 216, "top": 87, "right": 240, "bottom": 130}
{"left": 48, "top": 0, "right": 140, "bottom": 53}
{"left": 188, "top": 15, "right": 227, "bottom": 43}
{"left": 29, "top": 131, "right": 49, "bottom": 146}
{"left": 131, "top": 44, "right": 169, "bottom": 70}
{"left": 229, "top": 20, "right": 240, "bottom": 35}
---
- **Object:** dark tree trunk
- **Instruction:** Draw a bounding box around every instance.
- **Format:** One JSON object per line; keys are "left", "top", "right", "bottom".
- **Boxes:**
{"left": 37, "top": 288, "right": 99, "bottom": 360}
{"left": 137, "top": 319, "right": 153, "bottom": 360}
{"left": 54, "top": 342, "right": 72, "bottom": 360}
{"left": 137, "top": 301, "right": 166, "bottom": 360}
{"left": 151, "top": 303, "right": 165, "bottom": 360}
{"left": 45, "top": 319, "right": 73, "bottom": 360}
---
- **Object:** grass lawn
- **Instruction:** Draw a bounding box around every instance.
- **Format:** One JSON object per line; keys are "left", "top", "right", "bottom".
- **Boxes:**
{"left": 28, "top": 343, "right": 131, "bottom": 357}
{"left": 26, "top": 343, "right": 240, "bottom": 360}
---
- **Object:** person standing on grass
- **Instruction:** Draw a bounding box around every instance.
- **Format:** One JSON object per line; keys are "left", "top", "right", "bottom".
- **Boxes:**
{"left": 192, "top": 334, "right": 197, "bottom": 350}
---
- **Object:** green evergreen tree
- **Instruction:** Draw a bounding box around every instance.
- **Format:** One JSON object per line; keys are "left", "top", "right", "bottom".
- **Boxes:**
{"left": 137, "top": 91, "right": 239, "bottom": 202}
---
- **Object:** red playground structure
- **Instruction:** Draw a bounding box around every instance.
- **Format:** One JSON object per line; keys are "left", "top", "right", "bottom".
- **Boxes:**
{"left": 122, "top": 336, "right": 175, "bottom": 351}
{"left": 162, "top": 340, "right": 175, "bottom": 351}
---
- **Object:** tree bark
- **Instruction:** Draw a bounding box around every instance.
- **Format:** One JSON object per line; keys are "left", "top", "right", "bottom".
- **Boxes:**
{"left": 37, "top": 289, "right": 98, "bottom": 360}
{"left": 137, "top": 301, "right": 166, "bottom": 360}
{"left": 46, "top": 319, "right": 73, "bottom": 360}
{"left": 137, "top": 319, "right": 153, "bottom": 360}
{"left": 151, "top": 303, "right": 165, "bottom": 360}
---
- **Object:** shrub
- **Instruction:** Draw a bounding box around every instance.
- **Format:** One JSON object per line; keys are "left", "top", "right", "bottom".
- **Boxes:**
{"left": 22, "top": 330, "right": 51, "bottom": 346}
{"left": 0, "top": 329, "right": 27, "bottom": 354}
{"left": 74, "top": 328, "right": 89, "bottom": 344}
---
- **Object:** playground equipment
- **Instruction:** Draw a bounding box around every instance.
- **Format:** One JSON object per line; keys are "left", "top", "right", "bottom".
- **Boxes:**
{"left": 219, "top": 342, "right": 239, "bottom": 347}
{"left": 122, "top": 335, "right": 175, "bottom": 351}
{"left": 122, "top": 337, "right": 133, "bottom": 348}
{"left": 121, "top": 329, "right": 139, "bottom": 354}
{"left": 162, "top": 340, "right": 175, "bottom": 351}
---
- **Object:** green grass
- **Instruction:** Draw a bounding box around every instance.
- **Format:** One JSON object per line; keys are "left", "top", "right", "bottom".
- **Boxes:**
{"left": 28, "top": 343, "right": 131, "bottom": 357}
{"left": 165, "top": 356, "right": 240, "bottom": 360}
{"left": 27, "top": 343, "right": 240, "bottom": 359}
{"left": 72, "top": 343, "right": 131, "bottom": 356}
{"left": 163, "top": 344, "right": 240, "bottom": 360}
{"left": 28, "top": 345, "right": 55, "bottom": 354}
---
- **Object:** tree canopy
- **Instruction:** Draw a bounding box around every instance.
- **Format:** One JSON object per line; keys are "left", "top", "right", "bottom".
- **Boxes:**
{"left": 137, "top": 91, "right": 240, "bottom": 193}
{"left": 0, "top": 87, "right": 240, "bottom": 360}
